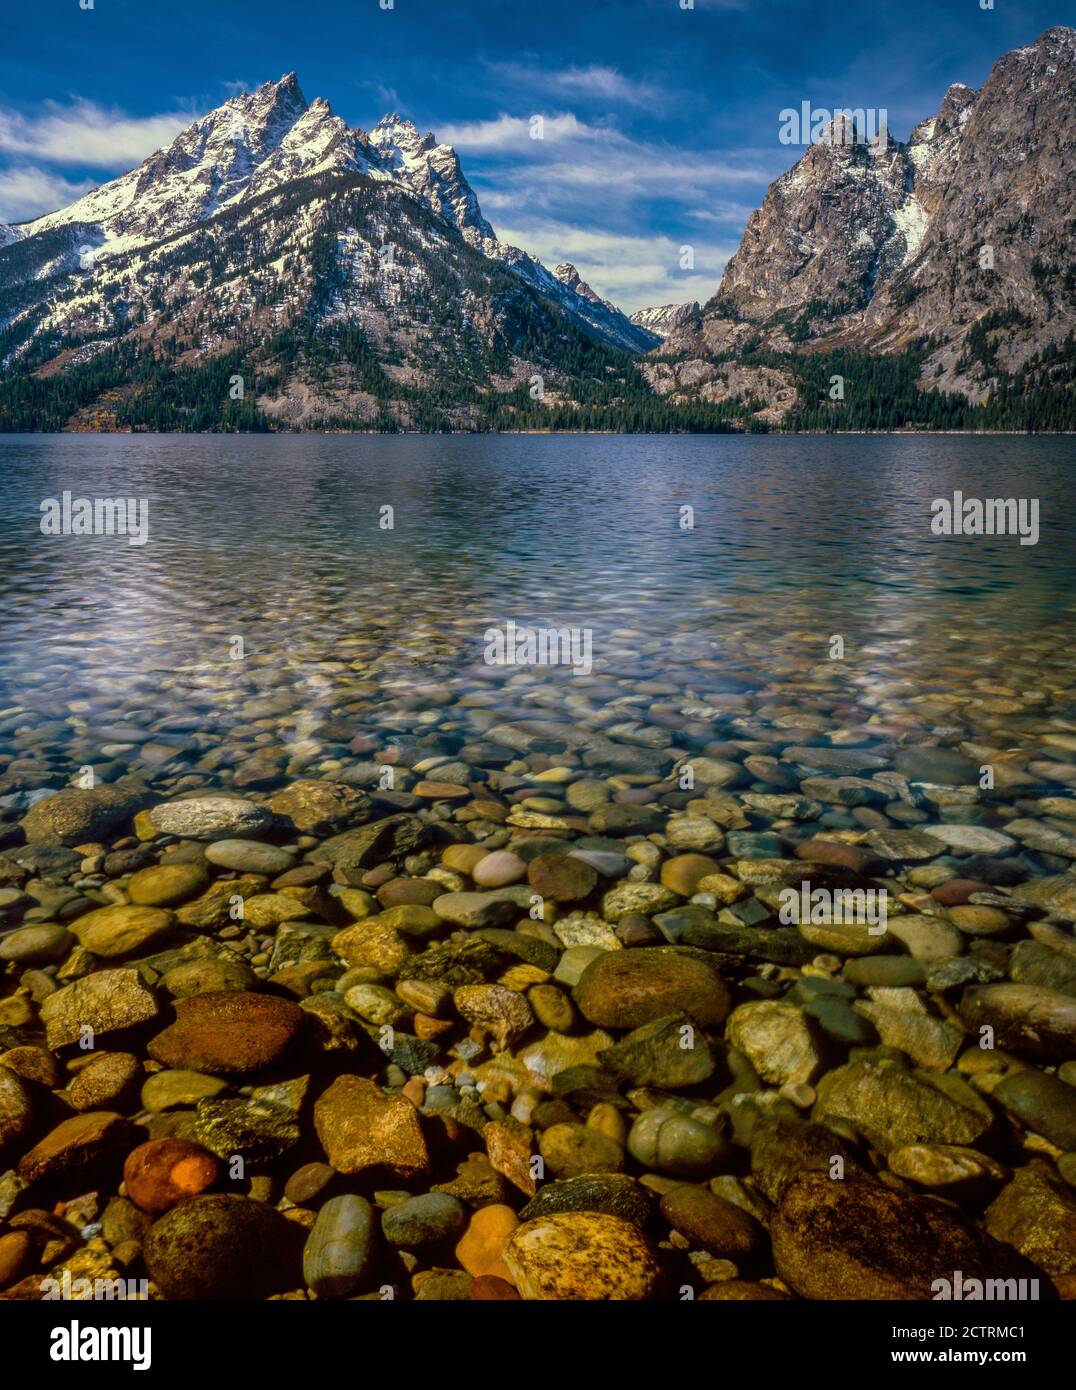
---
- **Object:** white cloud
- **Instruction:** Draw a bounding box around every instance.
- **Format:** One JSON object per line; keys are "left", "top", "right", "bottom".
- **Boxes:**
{"left": 0, "top": 99, "right": 192, "bottom": 168}
{"left": 496, "top": 218, "right": 737, "bottom": 312}
{"left": 0, "top": 166, "right": 96, "bottom": 223}
{"left": 487, "top": 62, "right": 667, "bottom": 109}
{"left": 438, "top": 106, "right": 780, "bottom": 311}
{"left": 440, "top": 110, "right": 776, "bottom": 198}
{"left": 437, "top": 112, "right": 613, "bottom": 152}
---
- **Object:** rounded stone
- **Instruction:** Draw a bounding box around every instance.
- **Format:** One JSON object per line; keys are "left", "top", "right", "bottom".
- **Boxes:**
{"left": 794, "top": 838, "right": 875, "bottom": 874}
{"left": 344, "top": 984, "right": 407, "bottom": 1026}
{"left": 455, "top": 1204, "right": 519, "bottom": 1282}
{"left": 303, "top": 1193, "right": 378, "bottom": 1298}
{"left": 472, "top": 851, "right": 527, "bottom": 888}
{"left": 947, "top": 904, "right": 1012, "bottom": 936}
{"left": 0, "top": 923, "right": 74, "bottom": 966}
{"left": 772, "top": 1172, "right": 1027, "bottom": 1299}
{"left": 519, "top": 1170, "right": 650, "bottom": 1225}
{"left": 0, "top": 1066, "right": 33, "bottom": 1155}
{"left": 127, "top": 862, "right": 210, "bottom": 907}
{"left": 503, "top": 1212, "right": 662, "bottom": 1300}
{"left": 0, "top": 1046, "right": 61, "bottom": 1089}
{"left": 796, "top": 919, "right": 888, "bottom": 957}
{"left": 660, "top": 854, "right": 720, "bottom": 897}
{"left": 148, "top": 797, "right": 272, "bottom": 841}
{"left": 40, "top": 968, "right": 160, "bottom": 1050}
{"left": 441, "top": 844, "right": 489, "bottom": 876}
{"left": 888, "top": 1144, "right": 1010, "bottom": 1198}
{"left": 413, "top": 781, "right": 469, "bottom": 800}
{"left": 382, "top": 1192, "right": 466, "bottom": 1248}
{"left": 160, "top": 958, "right": 257, "bottom": 998}
{"left": 140, "top": 1070, "right": 228, "bottom": 1112}
{"left": 68, "top": 1052, "right": 141, "bottom": 1111}
{"left": 375, "top": 904, "right": 442, "bottom": 938}
{"left": 887, "top": 914, "right": 963, "bottom": 963}
{"left": 18, "top": 1111, "right": 132, "bottom": 1183}
{"left": 431, "top": 891, "right": 518, "bottom": 929}
{"left": 627, "top": 1107, "right": 730, "bottom": 1178}
{"left": 527, "top": 983, "right": 575, "bottom": 1032}
{"left": 204, "top": 840, "right": 297, "bottom": 876}
{"left": 284, "top": 1162, "right": 336, "bottom": 1206}
{"left": 931, "top": 878, "right": 994, "bottom": 907}
{"left": 0, "top": 1230, "right": 32, "bottom": 1287}
{"left": 993, "top": 1070, "right": 1076, "bottom": 1152}
{"left": 527, "top": 853, "right": 598, "bottom": 902}
{"left": 574, "top": 948, "right": 731, "bottom": 1030}
{"left": 660, "top": 1184, "right": 766, "bottom": 1259}
{"left": 20, "top": 785, "right": 145, "bottom": 847}
{"left": 124, "top": 1137, "right": 221, "bottom": 1214}
{"left": 72, "top": 904, "right": 177, "bottom": 959}
{"left": 894, "top": 748, "right": 980, "bottom": 787}
{"left": 144, "top": 1194, "right": 300, "bottom": 1299}
{"left": 958, "top": 984, "right": 1076, "bottom": 1061}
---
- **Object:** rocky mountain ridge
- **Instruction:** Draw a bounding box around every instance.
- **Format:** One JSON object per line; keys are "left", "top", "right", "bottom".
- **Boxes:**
{"left": 650, "top": 25, "right": 1075, "bottom": 410}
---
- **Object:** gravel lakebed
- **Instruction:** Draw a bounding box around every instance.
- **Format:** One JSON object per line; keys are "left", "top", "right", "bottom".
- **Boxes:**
{"left": 1, "top": 652, "right": 1076, "bottom": 1302}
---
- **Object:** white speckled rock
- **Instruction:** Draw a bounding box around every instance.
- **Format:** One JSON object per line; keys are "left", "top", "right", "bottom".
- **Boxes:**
{"left": 503, "top": 1211, "right": 662, "bottom": 1299}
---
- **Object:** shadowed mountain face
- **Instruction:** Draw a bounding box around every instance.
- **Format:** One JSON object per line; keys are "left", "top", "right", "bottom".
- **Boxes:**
{"left": 651, "top": 26, "right": 1075, "bottom": 407}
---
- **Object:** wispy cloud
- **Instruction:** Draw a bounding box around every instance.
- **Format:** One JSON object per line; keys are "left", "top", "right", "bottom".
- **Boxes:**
{"left": 440, "top": 110, "right": 776, "bottom": 190}
{"left": 496, "top": 217, "right": 737, "bottom": 311}
{"left": 439, "top": 105, "right": 780, "bottom": 310}
{"left": 0, "top": 165, "right": 95, "bottom": 222}
{"left": 487, "top": 61, "right": 669, "bottom": 108}
{"left": 0, "top": 99, "right": 192, "bottom": 168}
{"left": 437, "top": 112, "right": 607, "bottom": 151}
{"left": 356, "top": 78, "right": 402, "bottom": 112}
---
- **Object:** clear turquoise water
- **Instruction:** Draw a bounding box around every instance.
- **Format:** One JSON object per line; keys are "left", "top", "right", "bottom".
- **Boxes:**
{"left": 0, "top": 433, "right": 1073, "bottom": 782}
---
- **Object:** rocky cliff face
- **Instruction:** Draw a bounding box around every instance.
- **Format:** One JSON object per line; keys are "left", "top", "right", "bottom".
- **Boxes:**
{"left": 863, "top": 26, "right": 1076, "bottom": 398}
{"left": 659, "top": 26, "right": 1075, "bottom": 405}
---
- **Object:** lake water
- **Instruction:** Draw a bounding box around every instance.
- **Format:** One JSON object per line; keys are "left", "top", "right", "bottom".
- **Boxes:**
{"left": 0, "top": 433, "right": 1074, "bottom": 796}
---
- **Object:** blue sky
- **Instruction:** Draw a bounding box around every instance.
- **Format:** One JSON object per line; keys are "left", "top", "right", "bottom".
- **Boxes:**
{"left": 1, "top": 0, "right": 1070, "bottom": 309}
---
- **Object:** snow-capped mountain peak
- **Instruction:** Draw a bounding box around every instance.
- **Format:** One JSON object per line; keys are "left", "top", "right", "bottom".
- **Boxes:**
{"left": 1, "top": 73, "right": 656, "bottom": 361}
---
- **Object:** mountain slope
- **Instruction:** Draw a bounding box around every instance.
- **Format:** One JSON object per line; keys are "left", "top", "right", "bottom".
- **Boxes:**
{"left": 0, "top": 73, "right": 655, "bottom": 400}
{"left": 655, "top": 26, "right": 1075, "bottom": 410}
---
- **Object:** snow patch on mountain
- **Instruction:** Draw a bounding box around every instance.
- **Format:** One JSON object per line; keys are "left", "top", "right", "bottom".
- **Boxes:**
{"left": 629, "top": 302, "right": 701, "bottom": 339}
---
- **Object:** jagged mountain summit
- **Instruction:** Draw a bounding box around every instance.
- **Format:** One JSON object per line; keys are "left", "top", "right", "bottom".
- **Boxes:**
{"left": 629, "top": 302, "right": 701, "bottom": 339}
{"left": 4, "top": 74, "right": 654, "bottom": 357}
{"left": 0, "top": 73, "right": 656, "bottom": 426}
{"left": 653, "top": 25, "right": 1075, "bottom": 411}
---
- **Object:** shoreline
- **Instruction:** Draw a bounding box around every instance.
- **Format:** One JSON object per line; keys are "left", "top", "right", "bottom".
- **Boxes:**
{"left": 7, "top": 428, "right": 1076, "bottom": 438}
